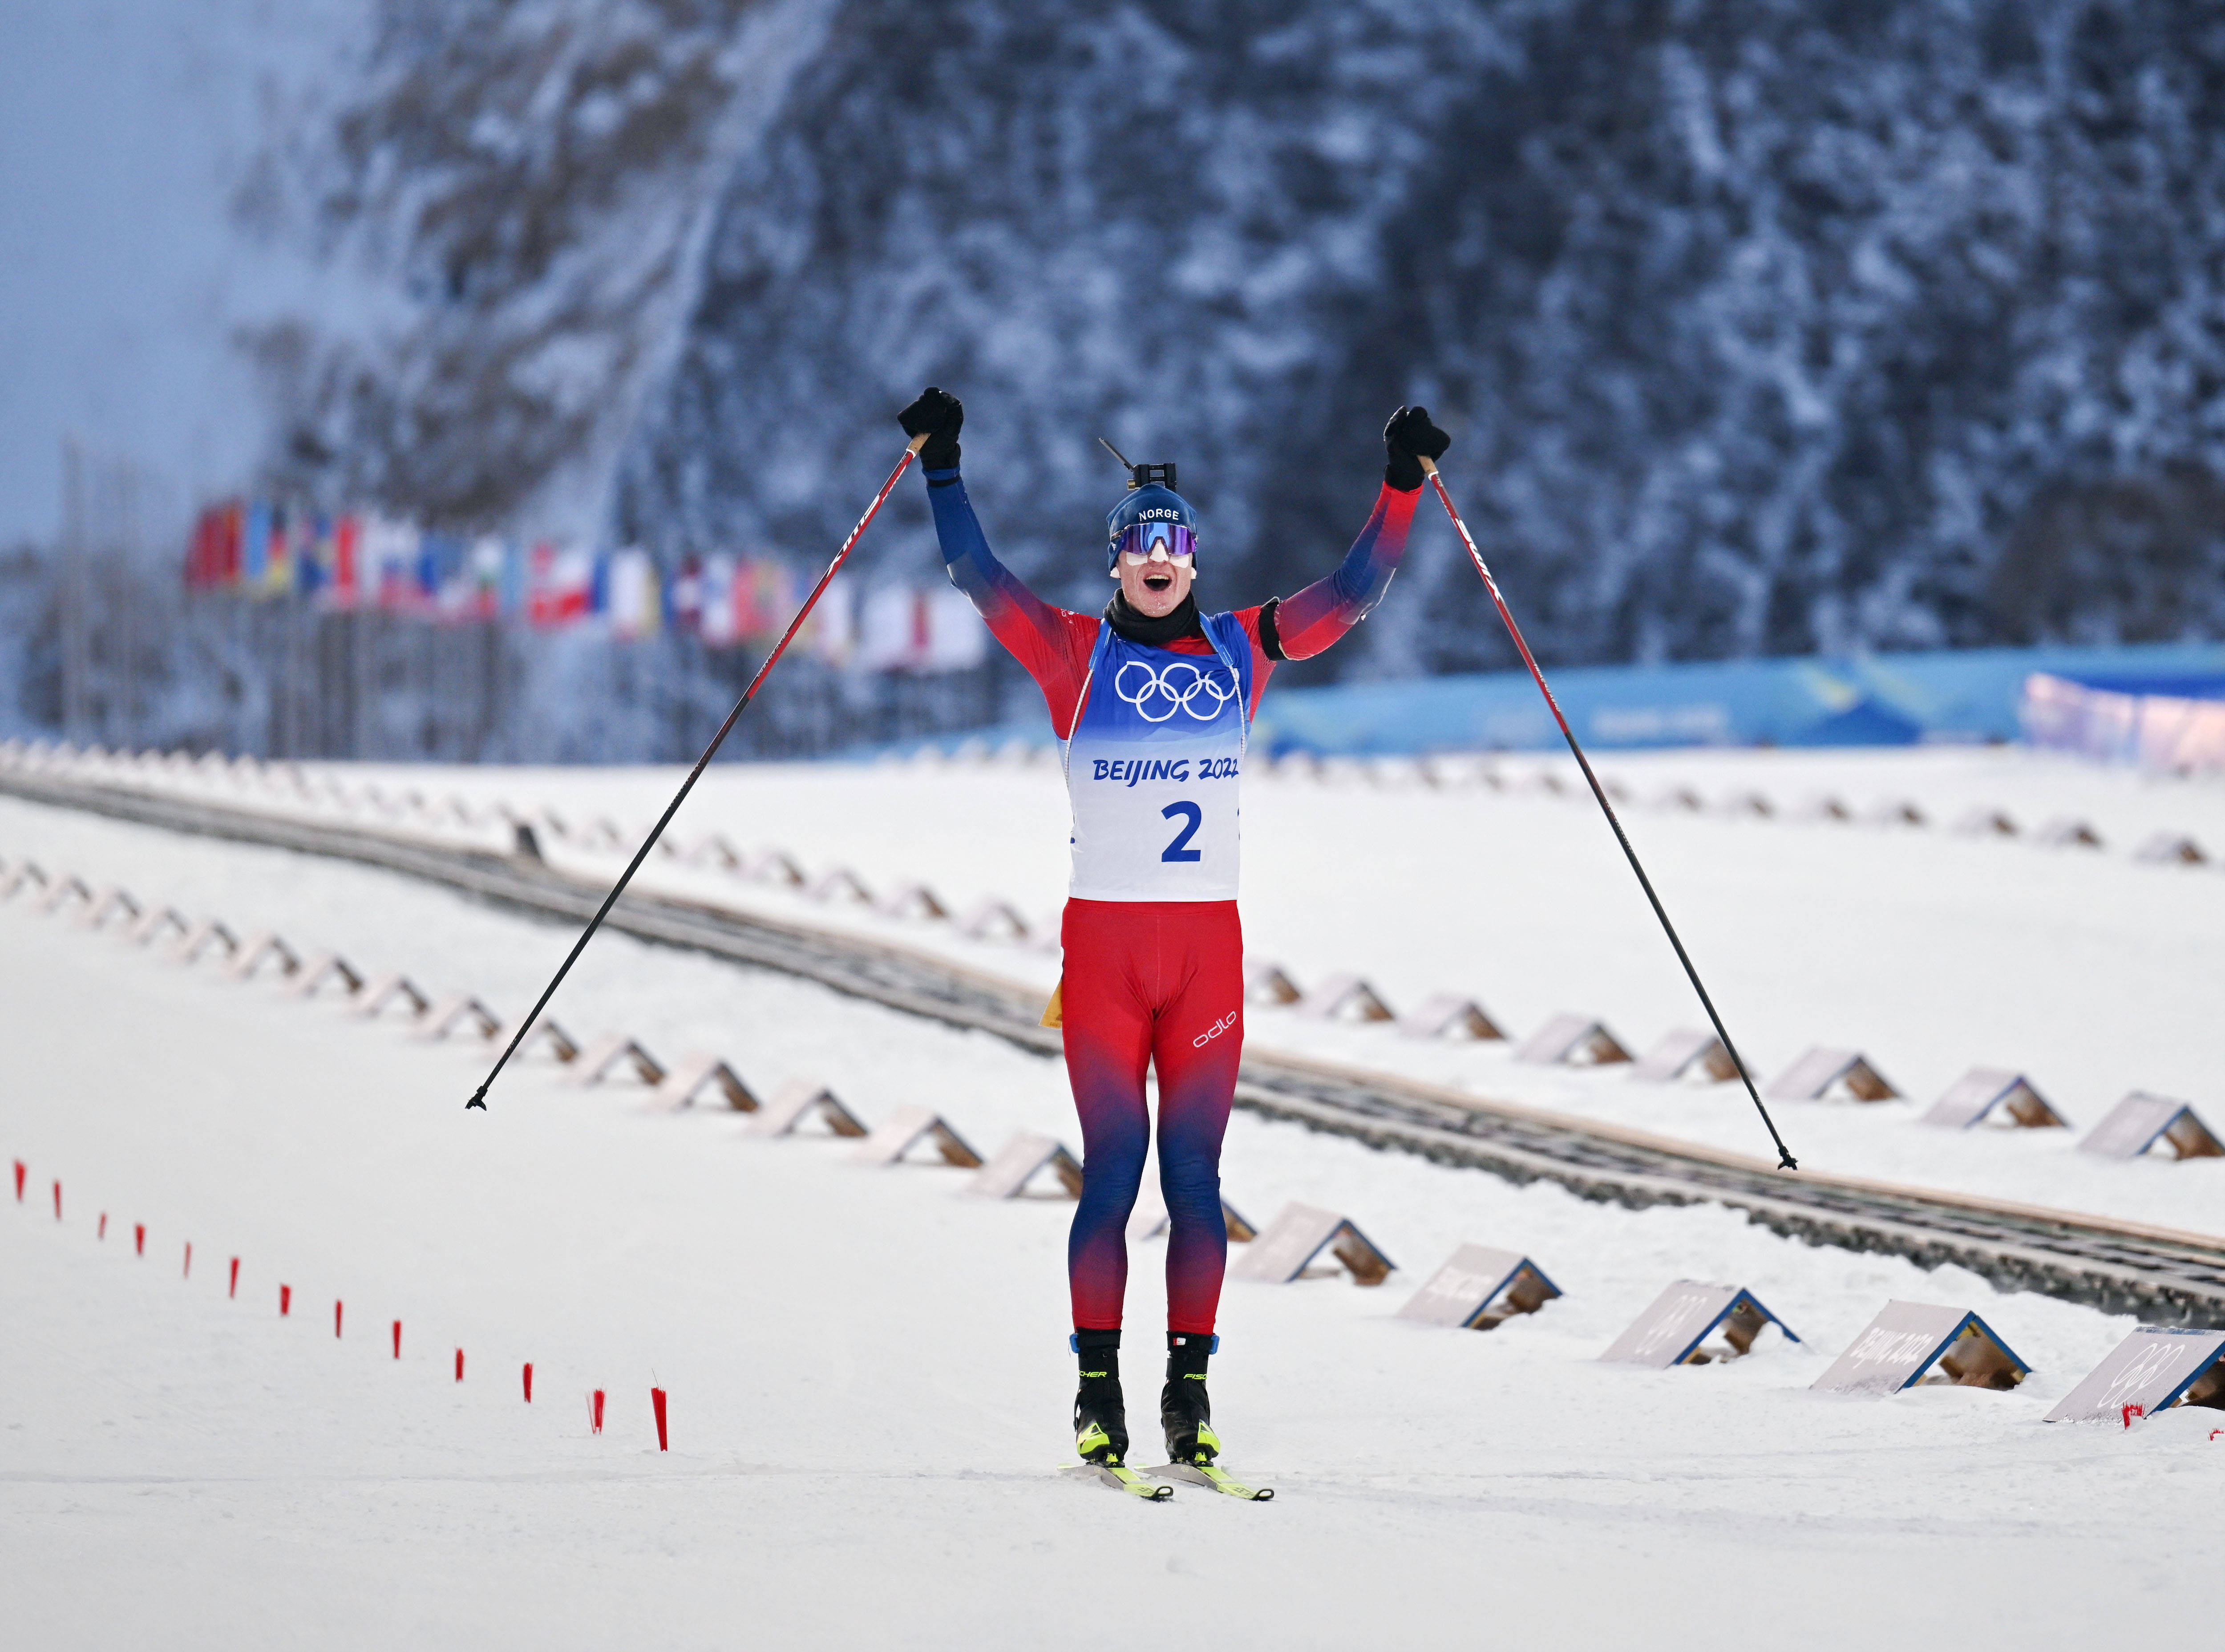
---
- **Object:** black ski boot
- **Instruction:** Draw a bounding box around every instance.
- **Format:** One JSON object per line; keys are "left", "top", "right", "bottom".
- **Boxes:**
{"left": 1161, "top": 1330, "right": 1220, "bottom": 1466}
{"left": 1072, "top": 1329, "right": 1129, "bottom": 1466}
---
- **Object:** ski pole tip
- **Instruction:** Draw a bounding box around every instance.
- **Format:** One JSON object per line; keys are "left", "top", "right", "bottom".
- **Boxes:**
{"left": 1776, "top": 1150, "right": 1799, "bottom": 1171}
{"left": 465, "top": 1086, "right": 488, "bottom": 1112}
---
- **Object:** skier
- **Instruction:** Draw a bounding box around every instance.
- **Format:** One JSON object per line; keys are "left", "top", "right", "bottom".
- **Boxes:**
{"left": 897, "top": 388, "right": 1448, "bottom": 1494}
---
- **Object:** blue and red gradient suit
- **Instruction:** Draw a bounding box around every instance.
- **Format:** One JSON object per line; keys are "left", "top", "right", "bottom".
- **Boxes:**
{"left": 926, "top": 465, "right": 1414, "bottom": 1335}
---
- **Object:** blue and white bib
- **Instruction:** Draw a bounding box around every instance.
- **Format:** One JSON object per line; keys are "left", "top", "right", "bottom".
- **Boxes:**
{"left": 1062, "top": 613, "right": 1254, "bottom": 901}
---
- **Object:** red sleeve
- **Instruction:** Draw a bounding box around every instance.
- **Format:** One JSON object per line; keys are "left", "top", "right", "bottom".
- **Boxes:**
{"left": 927, "top": 470, "right": 1100, "bottom": 737}
{"left": 987, "top": 604, "right": 1100, "bottom": 738}
{"left": 1268, "top": 483, "right": 1417, "bottom": 660}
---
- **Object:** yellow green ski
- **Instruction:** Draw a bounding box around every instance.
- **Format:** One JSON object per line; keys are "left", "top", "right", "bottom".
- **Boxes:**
{"left": 1063, "top": 1418, "right": 1173, "bottom": 1499}
{"left": 1155, "top": 1461, "right": 1273, "bottom": 1501}
{"left": 1061, "top": 1460, "right": 1175, "bottom": 1500}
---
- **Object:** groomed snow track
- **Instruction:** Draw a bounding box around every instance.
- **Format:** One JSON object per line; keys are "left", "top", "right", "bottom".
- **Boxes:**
{"left": 7, "top": 767, "right": 2223, "bottom": 1332}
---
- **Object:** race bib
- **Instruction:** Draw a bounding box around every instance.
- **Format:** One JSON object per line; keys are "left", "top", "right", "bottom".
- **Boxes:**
{"left": 1062, "top": 615, "right": 1252, "bottom": 901}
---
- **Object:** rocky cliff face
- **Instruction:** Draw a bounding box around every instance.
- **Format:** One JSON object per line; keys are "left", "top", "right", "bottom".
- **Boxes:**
{"left": 271, "top": 0, "right": 2225, "bottom": 678}
{"left": 247, "top": 0, "right": 833, "bottom": 533}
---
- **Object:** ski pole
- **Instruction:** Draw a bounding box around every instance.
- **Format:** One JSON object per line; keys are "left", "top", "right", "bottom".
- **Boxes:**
{"left": 465, "top": 432, "right": 930, "bottom": 1112}
{"left": 1417, "top": 456, "right": 1799, "bottom": 1170}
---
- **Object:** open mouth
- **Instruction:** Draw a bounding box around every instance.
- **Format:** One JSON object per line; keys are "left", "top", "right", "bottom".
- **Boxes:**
{"left": 1143, "top": 571, "right": 1174, "bottom": 593}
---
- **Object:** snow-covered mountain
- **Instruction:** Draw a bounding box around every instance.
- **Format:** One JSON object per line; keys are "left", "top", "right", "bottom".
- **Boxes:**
{"left": 244, "top": 0, "right": 840, "bottom": 539}
{"left": 256, "top": 0, "right": 2225, "bottom": 679}
{"left": 16, "top": 0, "right": 2225, "bottom": 695}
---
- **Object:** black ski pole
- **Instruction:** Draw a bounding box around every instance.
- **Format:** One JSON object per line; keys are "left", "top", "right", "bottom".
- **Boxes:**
{"left": 465, "top": 432, "right": 930, "bottom": 1112}
{"left": 1417, "top": 456, "right": 1799, "bottom": 1171}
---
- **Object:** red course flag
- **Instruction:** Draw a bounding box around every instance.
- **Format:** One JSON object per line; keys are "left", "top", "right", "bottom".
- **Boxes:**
{"left": 651, "top": 1387, "right": 669, "bottom": 1452}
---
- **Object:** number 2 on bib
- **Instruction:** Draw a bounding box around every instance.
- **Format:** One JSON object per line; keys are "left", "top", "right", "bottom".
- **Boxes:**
{"left": 1160, "top": 800, "right": 1203, "bottom": 862}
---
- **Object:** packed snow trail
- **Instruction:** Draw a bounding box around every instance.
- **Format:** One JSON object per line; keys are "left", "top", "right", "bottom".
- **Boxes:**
{"left": 9, "top": 769, "right": 2220, "bottom": 1329}
{"left": 0, "top": 786, "right": 2218, "bottom": 1648}
{"left": 11, "top": 746, "right": 2225, "bottom": 1240}
{"left": 322, "top": 748, "right": 2225, "bottom": 1237}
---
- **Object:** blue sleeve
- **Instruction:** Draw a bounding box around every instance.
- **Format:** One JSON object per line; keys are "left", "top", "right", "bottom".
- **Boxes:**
{"left": 924, "top": 468, "right": 1003, "bottom": 603}
{"left": 923, "top": 468, "right": 1096, "bottom": 725}
{"left": 1271, "top": 483, "right": 1418, "bottom": 659}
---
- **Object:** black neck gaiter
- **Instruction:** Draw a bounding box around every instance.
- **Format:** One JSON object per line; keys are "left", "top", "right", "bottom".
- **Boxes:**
{"left": 1103, "top": 591, "right": 1203, "bottom": 646}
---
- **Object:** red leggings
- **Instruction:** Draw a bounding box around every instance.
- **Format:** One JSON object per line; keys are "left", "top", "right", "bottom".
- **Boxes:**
{"left": 1059, "top": 899, "right": 1244, "bottom": 1334}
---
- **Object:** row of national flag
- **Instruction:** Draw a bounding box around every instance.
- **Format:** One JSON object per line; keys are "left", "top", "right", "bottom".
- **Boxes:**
{"left": 182, "top": 498, "right": 985, "bottom": 672}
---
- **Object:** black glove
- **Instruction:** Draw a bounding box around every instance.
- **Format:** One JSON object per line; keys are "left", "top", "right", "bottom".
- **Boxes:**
{"left": 1383, "top": 405, "right": 1450, "bottom": 492}
{"left": 898, "top": 386, "right": 964, "bottom": 470}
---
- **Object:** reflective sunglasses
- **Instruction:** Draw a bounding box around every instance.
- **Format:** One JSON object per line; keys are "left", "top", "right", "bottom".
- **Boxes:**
{"left": 1114, "top": 520, "right": 1197, "bottom": 566}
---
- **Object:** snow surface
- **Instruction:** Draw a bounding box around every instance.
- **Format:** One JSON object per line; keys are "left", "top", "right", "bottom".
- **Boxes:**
{"left": 51, "top": 738, "right": 2225, "bottom": 1234}
{"left": 1, "top": 746, "right": 2221, "bottom": 1646}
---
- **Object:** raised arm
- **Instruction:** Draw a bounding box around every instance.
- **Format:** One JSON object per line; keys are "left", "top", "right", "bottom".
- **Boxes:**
{"left": 1266, "top": 407, "right": 1449, "bottom": 660}
{"left": 928, "top": 470, "right": 1095, "bottom": 691}
{"left": 900, "top": 388, "right": 1096, "bottom": 733}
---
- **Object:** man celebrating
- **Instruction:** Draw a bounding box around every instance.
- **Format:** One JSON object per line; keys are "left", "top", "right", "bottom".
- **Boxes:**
{"left": 898, "top": 388, "right": 1448, "bottom": 1493}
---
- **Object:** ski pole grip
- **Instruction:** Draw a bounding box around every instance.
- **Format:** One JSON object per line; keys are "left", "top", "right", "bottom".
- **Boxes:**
{"left": 1418, "top": 455, "right": 1440, "bottom": 478}
{"left": 905, "top": 431, "right": 931, "bottom": 455}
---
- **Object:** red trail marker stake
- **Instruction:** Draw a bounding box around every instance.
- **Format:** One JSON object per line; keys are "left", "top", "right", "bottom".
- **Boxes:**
{"left": 183, "top": 1242, "right": 192, "bottom": 1279}
{"left": 454, "top": 1348, "right": 465, "bottom": 1382}
{"left": 522, "top": 1363, "right": 534, "bottom": 1403}
{"left": 11, "top": 1160, "right": 21, "bottom": 1200}
{"left": 279, "top": 1284, "right": 291, "bottom": 1316}
{"left": 98, "top": 1213, "right": 107, "bottom": 1240}
{"left": 590, "top": 1389, "right": 605, "bottom": 1434}
{"left": 228, "top": 1257, "right": 240, "bottom": 1298}
{"left": 392, "top": 1321, "right": 402, "bottom": 1360}
{"left": 334, "top": 1300, "right": 344, "bottom": 1339}
{"left": 134, "top": 1223, "right": 145, "bottom": 1257}
{"left": 2122, "top": 1404, "right": 2144, "bottom": 1429}
{"left": 52, "top": 1181, "right": 61, "bottom": 1220}
{"left": 651, "top": 1387, "right": 668, "bottom": 1451}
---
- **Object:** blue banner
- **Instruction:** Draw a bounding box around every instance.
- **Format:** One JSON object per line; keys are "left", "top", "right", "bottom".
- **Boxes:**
{"left": 1250, "top": 642, "right": 2225, "bottom": 756}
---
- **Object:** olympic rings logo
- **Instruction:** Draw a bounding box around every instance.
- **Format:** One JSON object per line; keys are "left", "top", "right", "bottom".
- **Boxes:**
{"left": 1112, "top": 660, "right": 1236, "bottom": 723}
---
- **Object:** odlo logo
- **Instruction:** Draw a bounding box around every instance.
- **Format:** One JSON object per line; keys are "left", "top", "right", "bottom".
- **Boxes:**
{"left": 1191, "top": 1010, "right": 1239, "bottom": 1049}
